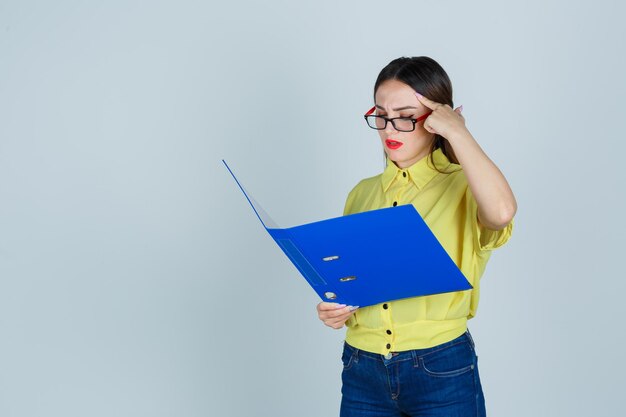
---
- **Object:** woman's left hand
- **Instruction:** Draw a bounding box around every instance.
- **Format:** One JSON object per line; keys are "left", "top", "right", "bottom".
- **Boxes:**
{"left": 415, "top": 92, "right": 466, "bottom": 140}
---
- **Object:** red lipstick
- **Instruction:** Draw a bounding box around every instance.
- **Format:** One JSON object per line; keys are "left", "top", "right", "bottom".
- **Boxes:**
{"left": 385, "top": 139, "right": 404, "bottom": 150}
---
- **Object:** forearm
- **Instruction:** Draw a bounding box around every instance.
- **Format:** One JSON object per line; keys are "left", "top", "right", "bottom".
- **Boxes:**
{"left": 447, "top": 129, "right": 517, "bottom": 230}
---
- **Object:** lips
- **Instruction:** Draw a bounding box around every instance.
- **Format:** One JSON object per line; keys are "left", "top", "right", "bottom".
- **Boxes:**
{"left": 385, "top": 139, "right": 404, "bottom": 149}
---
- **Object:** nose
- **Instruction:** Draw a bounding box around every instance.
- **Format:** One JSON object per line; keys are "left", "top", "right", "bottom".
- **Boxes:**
{"left": 384, "top": 119, "right": 398, "bottom": 135}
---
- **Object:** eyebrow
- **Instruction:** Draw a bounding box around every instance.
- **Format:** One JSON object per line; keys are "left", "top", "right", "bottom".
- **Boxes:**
{"left": 375, "top": 104, "right": 417, "bottom": 111}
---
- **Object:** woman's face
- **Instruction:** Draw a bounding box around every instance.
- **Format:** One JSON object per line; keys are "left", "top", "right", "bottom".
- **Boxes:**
{"left": 374, "top": 79, "right": 435, "bottom": 169}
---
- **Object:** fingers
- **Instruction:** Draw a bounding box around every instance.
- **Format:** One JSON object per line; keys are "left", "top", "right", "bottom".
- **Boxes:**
{"left": 423, "top": 123, "right": 436, "bottom": 134}
{"left": 318, "top": 303, "right": 358, "bottom": 318}
{"left": 415, "top": 92, "right": 439, "bottom": 109}
{"left": 324, "top": 309, "right": 358, "bottom": 329}
{"left": 317, "top": 302, "right": 346, "bottom": 311}
{"left": 416, "top": 91, "right": 462, "bottom": 116}
{"left": 454, "top": 105, "right": 465, "bottom": 121}
{"left": 317, "top": 302, "right": 359, "bottom": 329}
{"left": 414, "top": 93, "right": 467, "bottom": 138}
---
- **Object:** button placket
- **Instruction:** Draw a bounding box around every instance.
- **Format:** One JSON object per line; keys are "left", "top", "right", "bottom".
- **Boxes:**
{"left": 392, "top": 189, "right": 403, "bottom": 208}
{"left": 382, "top": 303, "right": 394, "bottom": 353}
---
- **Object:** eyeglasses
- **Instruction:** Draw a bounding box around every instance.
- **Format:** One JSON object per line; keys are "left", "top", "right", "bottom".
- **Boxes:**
{"left": 364, "top": 106, "right": 432, "bottom": 132}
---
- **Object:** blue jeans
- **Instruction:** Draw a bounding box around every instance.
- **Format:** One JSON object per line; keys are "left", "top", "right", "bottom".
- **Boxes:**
{"left": 340, "top": 329, "right": 486, "bottom": 417}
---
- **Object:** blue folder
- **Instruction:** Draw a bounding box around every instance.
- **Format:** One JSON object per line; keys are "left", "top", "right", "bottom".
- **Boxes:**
{"left": 223, "top": 160, "right": 472, "bottom": 308}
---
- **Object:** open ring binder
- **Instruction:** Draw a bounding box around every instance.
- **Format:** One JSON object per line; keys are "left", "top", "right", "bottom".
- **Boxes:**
{"left": 223, "top": 159, "right": 472, "bottom": 308}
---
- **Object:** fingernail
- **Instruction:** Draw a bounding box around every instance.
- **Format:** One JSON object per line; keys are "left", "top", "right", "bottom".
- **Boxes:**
{"left": 415, "top": 92, "right": 423, "bottom": 98}
{"left": 349, "top": 305, "right": 360, "bottom": 311}
{"left": 337, "top": 304, "right": 346, "bottom": 308}
{"left": 459, "top": 105, "right": 464, "bottom": 112}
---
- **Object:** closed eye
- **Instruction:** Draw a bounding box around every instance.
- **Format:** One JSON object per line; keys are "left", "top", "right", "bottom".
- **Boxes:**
{"left": 377, "top": 114, "right": 415, "bottom": 118}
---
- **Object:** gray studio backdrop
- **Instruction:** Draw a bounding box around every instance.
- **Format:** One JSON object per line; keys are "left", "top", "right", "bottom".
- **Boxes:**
{"left": 1, "top": 1, "right": 624, "bottom": 416}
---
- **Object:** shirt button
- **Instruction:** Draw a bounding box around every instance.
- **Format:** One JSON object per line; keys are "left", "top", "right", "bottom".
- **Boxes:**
{"left": 386, "top": 343, "right": 391, "bottom": 349}
{"left": 386, "top": 329, "right": 392, "bottom": 335}
{"left": 383, "top": 303, "right": 388, "bottom": 309}
{"left": 392, "top": 201, "right": 397, "bottom": 206}
{"left": 402, "top": 172, "right": 407, "bottom": 178}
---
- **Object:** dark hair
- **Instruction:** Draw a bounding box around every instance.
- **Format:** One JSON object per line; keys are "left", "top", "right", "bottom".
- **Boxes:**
{"left": 374, "top": 56, "right": 459, "bottom": 173}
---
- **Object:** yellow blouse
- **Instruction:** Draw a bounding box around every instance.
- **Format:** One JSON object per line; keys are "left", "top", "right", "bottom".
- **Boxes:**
{"left": 343, "top": 147, "right": 514, "bottom": 353}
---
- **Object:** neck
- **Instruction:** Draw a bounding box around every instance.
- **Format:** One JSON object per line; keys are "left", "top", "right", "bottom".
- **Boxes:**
{"left": 391, "top": 149, "right": 431, "bottom": 169}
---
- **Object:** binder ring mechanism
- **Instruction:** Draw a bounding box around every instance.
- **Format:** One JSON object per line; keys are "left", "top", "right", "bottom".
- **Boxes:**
{"left": 322, "top": 254, "right": 357, "bottom": 300}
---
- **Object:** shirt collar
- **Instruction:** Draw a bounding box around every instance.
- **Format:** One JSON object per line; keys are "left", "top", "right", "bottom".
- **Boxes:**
{"left": 381, "top": 147, "right": 452, "bottom": 192}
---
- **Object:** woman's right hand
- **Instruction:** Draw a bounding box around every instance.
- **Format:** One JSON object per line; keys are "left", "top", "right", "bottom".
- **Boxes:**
{"left": 317, "top": 302, "right": 359, "bottom": 329}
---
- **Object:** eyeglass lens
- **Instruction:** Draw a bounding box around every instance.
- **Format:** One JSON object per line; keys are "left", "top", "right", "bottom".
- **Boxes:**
{"left": 367, "top": 116, "right": 415, "bottom": 132}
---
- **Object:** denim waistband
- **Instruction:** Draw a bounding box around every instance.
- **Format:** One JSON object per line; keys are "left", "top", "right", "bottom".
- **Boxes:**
{"left": 343, "top": 329, "right": 475, "bottom": 363}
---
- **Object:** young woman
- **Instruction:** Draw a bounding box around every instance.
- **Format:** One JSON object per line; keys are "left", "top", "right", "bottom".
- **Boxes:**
{"left": 316, "top": 56, "right": 517, "bottom": 417}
